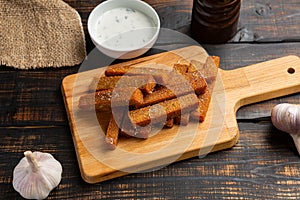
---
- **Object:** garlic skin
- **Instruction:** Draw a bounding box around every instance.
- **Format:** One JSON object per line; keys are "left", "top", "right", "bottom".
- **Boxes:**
{"left": 13, "top": 151, "right": 63, "bottom": 199}
{"left": 271, "top": 103, "right": 300, "bottom": 154}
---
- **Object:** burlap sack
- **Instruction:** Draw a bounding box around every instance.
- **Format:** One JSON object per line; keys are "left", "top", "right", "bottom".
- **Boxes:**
{"left": 0, "top": 0, "right": 86, "bottom": 69}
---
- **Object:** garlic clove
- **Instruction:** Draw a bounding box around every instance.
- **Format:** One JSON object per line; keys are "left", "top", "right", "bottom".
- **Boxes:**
{"left": 13, "top": 151, "right": 63, "bottom": 200}
{"left": 271, "top": 103, "right": 300, "bottom": 155}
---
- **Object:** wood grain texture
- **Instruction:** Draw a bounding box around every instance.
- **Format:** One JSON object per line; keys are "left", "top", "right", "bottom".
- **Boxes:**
{"left": 204, "top": 43, "right": 300, "bottom": 120}
{"left": 0, "top": 68, "right": 77, "bottom": 126}
{"left": 2, "top": 124, "right": 300, "bottom": 199}
{"left": 2, "top": 0, "right": 300, "bottom": 199}
{"left": 234, "top": 0, "right": 300, "bottom": 42}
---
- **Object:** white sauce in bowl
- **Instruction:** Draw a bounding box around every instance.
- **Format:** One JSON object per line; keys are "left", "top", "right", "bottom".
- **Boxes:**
{"left": 96, "top": 7, "right": 156, "bottom": 50}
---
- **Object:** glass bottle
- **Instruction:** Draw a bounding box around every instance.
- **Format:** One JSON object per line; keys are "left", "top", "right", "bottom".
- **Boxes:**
{"left": 191, "top": 0, "right": 241, "bottom": 44}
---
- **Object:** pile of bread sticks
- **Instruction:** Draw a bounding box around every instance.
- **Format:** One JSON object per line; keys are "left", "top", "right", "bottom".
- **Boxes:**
{"left": 78, "top": 56, "right": 219, "bottom": 150}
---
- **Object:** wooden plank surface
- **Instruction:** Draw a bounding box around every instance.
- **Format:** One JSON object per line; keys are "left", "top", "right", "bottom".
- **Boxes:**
{"left": 1, "top": 0, "right": 300, "bottom": 199}
{"left": 2, "top": 124, "right": 300, "bottom": 199}
{"left": 2, "top": 42, "right": 300, "bottom": 126}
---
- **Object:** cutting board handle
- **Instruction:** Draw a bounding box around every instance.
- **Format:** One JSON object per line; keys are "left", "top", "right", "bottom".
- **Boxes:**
{"left": 220, "top": 55, "right": 300, "bottom": 112}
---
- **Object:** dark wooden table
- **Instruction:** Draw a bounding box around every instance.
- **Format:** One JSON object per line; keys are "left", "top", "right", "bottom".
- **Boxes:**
{"left": 1, "top": 0, "right": 300, "bottom": 199}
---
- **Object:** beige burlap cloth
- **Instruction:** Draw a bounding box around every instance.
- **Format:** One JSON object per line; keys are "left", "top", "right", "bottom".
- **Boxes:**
{"left": 0, "top": 0, "right": 86, "bottom": 69}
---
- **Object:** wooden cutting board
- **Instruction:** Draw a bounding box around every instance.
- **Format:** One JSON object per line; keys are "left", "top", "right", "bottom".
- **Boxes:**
{"left": 62, "top": 46, "right": 300, "bottom": 183}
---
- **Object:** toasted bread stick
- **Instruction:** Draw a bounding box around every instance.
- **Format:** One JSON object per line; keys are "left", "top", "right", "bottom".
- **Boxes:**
{"left": 182, "top": 71, "right": 207, "bottom": 95}
{"left": 190, "top": 89, "right": 211, "bottom": 122}
{"left": 211, "top": 56, "right": 220, "bottom": 68}
{"left": 105, "top": 116, "right": 120, "bottom": 150}
{"left": 140, "top": 84, "right": 192, "bottom": 108}
{"left": 187, "top": 62, "right": 203, "bottom": 73}
{"left": 105, "top": 65, "right": 171, "bottom": 85}
{"left": 120, "top": 114, "right": 152, "bottom": 138}
{"left": 105, "top": 63, "right": 170, "bottom": 76}
{"left": 142, "top": 86, "right": 185, "bottom": 108}
{"left": 174, "top": 113, "right": 190, "bottom": 126}
{"left": 190, "top": 56, "right": 219, "bottom": 85}
{"left": 78, "top": 87, "right": 143, "bottom": 110}
{"left": 140, "top": 74, "right": 206, "bottom": 108}
{"left": 164, "top": 118, "right": 174, "bottom": 128}
{"left": 129, "top": 93, "right": 199, "bottom": 126}
{"left": 104, "top": 65, "right": 132, "bottom": 76}
{"left": 89, "top": 75, "right": 156, "bottom": 94}
{"left": 165, "top": 69, "right": 207, "bottom": 95}
{"left": 89, "top": 76, "right": 122, "bottom": 91}
{"left": 173, "top": 63, "right": 189, "bottom": 74}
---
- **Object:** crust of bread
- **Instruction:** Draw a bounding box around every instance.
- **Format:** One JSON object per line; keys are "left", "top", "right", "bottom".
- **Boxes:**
{"left": 174, "top": 113, "right": 190, "bottom": 126}
{"left": 105, "top": 117, "right": 120, "bottom": 150}
{"left": 190, "top": 89, "right": 211, "bottom": 122}
{"left": 129, "top": 93, "right": 199, "bottom": 126}
{"left": 89, "top": 75, "right": 156, "bottom": 94}
{"left": 78, "top": 87, "right": 143, "bottom": 110}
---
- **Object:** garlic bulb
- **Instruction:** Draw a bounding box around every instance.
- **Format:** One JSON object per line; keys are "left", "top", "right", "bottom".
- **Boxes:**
{"left": 13, "top": 151, "right": 63, "bottom": 199}
{"left": 271, "top": 103, "right": 300, "bottom": 154}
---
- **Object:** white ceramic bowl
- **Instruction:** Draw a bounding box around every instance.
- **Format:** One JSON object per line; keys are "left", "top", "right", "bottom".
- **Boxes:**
{"left": 88, "top": 0, "right": 160, "bottom": 59}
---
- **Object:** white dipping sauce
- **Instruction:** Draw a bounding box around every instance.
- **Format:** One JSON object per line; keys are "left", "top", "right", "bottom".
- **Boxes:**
{"left": 96, "top": 7, "right": 156, "bottom": 50}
